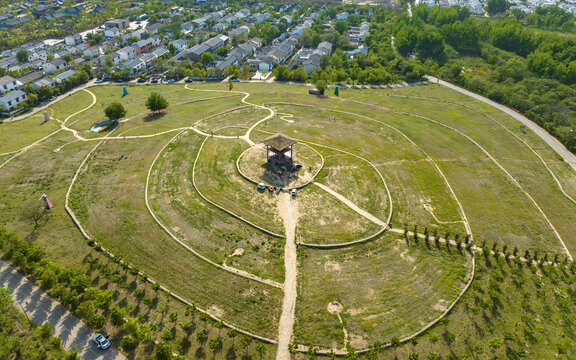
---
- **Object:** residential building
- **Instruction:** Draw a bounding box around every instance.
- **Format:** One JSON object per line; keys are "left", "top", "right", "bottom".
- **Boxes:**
{"left": 146, "top": 23, "right": 162, "bottom": 34}
{"left": 170, "top": 39, "right": 188, "bottom": 52}
{"left": 105, "top": 19, "right": 129, "bottom": 30}
{"left": 33, "top": 77, "right": 55, "bottom": 90}
{"left": 0, "top": 90, "right": 26, "bottom": 113}
{"left": 65, "top": 34, "right": 83, "bottom": 46}
{"left": 53, "top": 70, "right": 76, "bottom": 84}
{"left": 105, "top": 27, "right": 122, "bottom": 38}
{"left": 84, "top": 45, "right": 102, "bottom": 58}
{"left": 0, "top": 76, "right": 19, "bottom": 94}
{"left": 133, "top": 38, "right": 156, "bottom": 55}
{"left": 100, "top": 52, "right": 121, "bottom": 66}
{"left": 229, "top": 25, "right": 250, "bottom": 38}
{"left": 117, "top": 46, "right": 136, "bottom": 61}
{"left": 43, "top": 58, "right": 67, "bottom": 74}
{"left": 123, "top": 58, "right": 145, "bottom": 74}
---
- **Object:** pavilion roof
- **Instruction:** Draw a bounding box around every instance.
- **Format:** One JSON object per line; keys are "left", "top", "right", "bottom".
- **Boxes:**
{"left": 262, "top": 133, "right": 297, "bottom": 151}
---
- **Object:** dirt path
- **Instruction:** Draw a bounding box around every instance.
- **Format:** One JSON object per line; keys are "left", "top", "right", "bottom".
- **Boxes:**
{"left": 276, "top": 192, "right": 298, "bottom": 360}
{"left": 314, "top": 182, "right": 387, "bottom": 227}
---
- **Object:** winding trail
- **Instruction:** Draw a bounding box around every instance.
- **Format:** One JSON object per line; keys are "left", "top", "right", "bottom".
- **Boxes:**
{"left": 184, "top": 84, "right": 277, "bottom": 146}
{"left": 276, "top": 192, "right": 298, "bottom": 360}
{"left": 0, "top": 88, "right": 97, "bottom": 170}
{"left": 314, "top": 182, "right": 387, "bottom": 226}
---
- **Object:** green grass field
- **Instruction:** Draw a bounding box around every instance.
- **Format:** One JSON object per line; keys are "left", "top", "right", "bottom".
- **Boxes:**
{"left": 1, "top": 82, "right": 575, "bottom": 358}
{"left": 295, "top": 233, "right": 470, "bottom": 349}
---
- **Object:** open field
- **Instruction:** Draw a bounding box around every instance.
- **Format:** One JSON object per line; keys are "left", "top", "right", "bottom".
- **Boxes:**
{"left": 194, "top": 137, "right": 284, "bottom": 234}
{"left": 0, "top": 90, "right": 93, "bottom": 154}
{"left": 69, "top": 134, "right": 283, "bottom": 336}
{"left": 149, "top": 131, "right": 285, "bottom": 283}
{"left": 1, "top": 81, "right": 575, "bottom": 358}
{"left": 296, "top": 184, "right": 383, "bottom": 244}
{"left": 295, "top": 233, "right": 471, "bottom": 349}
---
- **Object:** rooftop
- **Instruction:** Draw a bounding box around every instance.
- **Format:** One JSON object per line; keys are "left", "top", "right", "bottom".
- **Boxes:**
{"left": 263, "top": 133, "right": 298, "bottom": 151}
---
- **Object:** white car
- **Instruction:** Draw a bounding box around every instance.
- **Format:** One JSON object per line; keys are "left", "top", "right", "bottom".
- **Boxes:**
{"left": 93, "top": 333, "right": 111, "bottom": 350}
{"left": 291, "top": 189, "right": 297, "bottom": 198}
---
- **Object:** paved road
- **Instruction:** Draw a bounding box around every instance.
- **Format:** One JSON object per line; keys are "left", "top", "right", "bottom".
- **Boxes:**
{"left": 0, "top": 259, "right": 125, "bottom": 360}
{"left": 427, "top": 75, "right": 576, "bottom": 172}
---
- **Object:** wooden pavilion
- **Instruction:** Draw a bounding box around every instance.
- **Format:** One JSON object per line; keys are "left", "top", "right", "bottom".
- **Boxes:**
{"left": 263, "top": 133, "right": 298, "bottom": 163}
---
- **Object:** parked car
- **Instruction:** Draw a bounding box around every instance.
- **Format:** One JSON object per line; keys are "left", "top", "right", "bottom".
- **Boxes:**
{"left": 233, "top": 78, "right": 240, "bottom": 82}
{"left": 291, "top": 189, "right": 297, "bottom": 198}
{"left": 95, "top": 79, "right": 103, "bottom": 84}
{"left": 150, "top": 78, "right": 159, "bottom": 83}
{"left": 166, "top": 79, "right": 175, "bottom": 84}
{"left": 185, "top": 77, "right": 194, "bottom": 83}
{"left": 93, "top": 334, "right": 111, "bottom": 350}
{"left": 137, "top": 78, "right": 147, "bottom": 83}
{"left": 257, "top": 183, "right": 266, "bottom": 191}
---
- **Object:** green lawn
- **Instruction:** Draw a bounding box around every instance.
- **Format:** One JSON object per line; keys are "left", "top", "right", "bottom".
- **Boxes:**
{"left": 0, "top": 90, "right": 93, "bottom": 154}
{"left": 1, "top": 82, "right": 575, "bottom": 357}
{"left": 149, "top": 131, "right": 285, "bottom": 283}
{"left": 295, "top": 232, "right": 470, "bottom": 349}
{"left": 69, "top": 134, "right": 283, "bottom": 337}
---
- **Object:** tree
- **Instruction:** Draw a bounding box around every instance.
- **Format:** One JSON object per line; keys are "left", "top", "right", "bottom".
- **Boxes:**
{"left": 291, "top": 67, "right": 308, "bottom": 82}
{"left": 201, "top": 52, "right": 214, "bottom": 65}
{"left": 120, "top": 336, "right": 139, "bottom": 352}
{"left": 145, "top": 92, "right": 169, "bottom": 113}
{"left": 16, "top": 49, "right": 29, "bottom": 63}
{"left": 110, "top": 306, "right": 126, "bottom": 327}
{"left": 0, "top": 287, "right": 13, "bottom": 326}
{"left": 273, "top": 65, "right": 290, "bottom": 81}
{"left": 168, "top": 43, "right": 177, "bottom": 56}
{"left": 240, "top": 66, "right": 251, "bottom": 80}
{"left": 335, "top": 20, "right": 348, "bottom": 35}
{"left": 216, "top": 47, "right": 229, "bottom": 57}
{"left": 488, "top": 337, "right": 502, "bottom": 353}
{"left": 104, "top": 55, "right": 114, "bottom": 68}
{"left": 486, "top": 0, "right": 510, "bottom": 15}
{"left": 20, "top": 199, "right": 50, "bottom": 239}
{"left": 104, "top": 102, "right": 127, "bottom": 120}
{"left": 154, "top": 341, "right": 172, "bottom": 360}
{"left": 208, "top": 338, "right": 222, "bottom": 353}
{"left": 37, "top": 86, "right": 53, "bottom": 101}
{"left": 315, "top": 80, "right": 327, "bottom": 95}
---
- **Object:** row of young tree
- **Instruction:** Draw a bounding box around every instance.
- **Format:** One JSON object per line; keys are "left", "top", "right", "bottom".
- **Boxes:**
{"left": 0, "top": 224, "right": 271, "bottom": 359}
{"left": 0, "top": 286, "right": 79, "bottom": 359}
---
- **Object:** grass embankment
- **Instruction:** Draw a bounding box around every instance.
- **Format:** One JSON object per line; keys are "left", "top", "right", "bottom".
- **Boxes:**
{"left": 69, "top": 135, "right": 283, "bottom": 337}
{"left": 149, "top": 131, "right": 285, "bottom": 283}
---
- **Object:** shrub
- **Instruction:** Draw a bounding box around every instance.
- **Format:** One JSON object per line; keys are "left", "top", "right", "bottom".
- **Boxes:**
{"left": 120, "top": 336, "right": 139, "bottom": 352}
